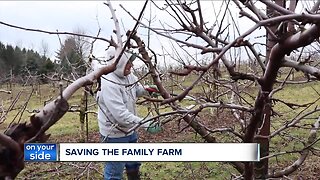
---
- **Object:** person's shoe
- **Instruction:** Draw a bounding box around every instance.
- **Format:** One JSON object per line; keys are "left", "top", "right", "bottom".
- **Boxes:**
{"left": 126, "top": 170, "right": 140, "bottom": 180}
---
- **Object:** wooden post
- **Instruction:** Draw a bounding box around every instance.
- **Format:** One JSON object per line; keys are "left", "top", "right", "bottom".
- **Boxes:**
{"left": 79, "top": 90, "right": 88, "bottom": 142}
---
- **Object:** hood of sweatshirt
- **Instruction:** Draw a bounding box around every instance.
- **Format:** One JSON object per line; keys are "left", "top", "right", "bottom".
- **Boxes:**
{"left": 106, "top": 49, "right": 135, "bottom": 78}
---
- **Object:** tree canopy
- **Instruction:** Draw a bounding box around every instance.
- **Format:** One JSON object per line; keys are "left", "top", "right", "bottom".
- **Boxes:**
{"left": 0, "top": 41, "right": 55, "bottom": 80}
{"left": 0, "top": 35, "right": 88, "bottom": 82}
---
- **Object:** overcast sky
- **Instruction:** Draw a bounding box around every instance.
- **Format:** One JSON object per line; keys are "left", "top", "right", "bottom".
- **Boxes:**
{"left": 0, "top": 1, "right": 266, "bottom": 67}
{"left": 0, "top": 1, "right": 150, "bottom": 59}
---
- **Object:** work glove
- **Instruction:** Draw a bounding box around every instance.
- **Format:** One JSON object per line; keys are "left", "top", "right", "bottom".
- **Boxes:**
{"left": 141, "top": 120, "right": 162, "bottom": 134}
{"left": 145, "top": 85, "right": 160, "bottom": 98}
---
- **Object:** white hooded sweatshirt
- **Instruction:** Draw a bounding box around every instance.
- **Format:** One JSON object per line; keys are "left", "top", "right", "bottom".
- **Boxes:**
{"left": 96, "top": 51, "right": 146, "bottom": 138}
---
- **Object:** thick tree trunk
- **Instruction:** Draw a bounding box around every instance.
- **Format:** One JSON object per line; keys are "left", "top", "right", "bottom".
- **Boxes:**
{"left": 254, "top": 0, "right": 286, "bottom": 178}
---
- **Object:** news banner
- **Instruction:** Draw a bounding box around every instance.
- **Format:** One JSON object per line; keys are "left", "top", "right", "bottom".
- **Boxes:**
{"left": 24, "top": 143, "right": 260, "bottom": 162}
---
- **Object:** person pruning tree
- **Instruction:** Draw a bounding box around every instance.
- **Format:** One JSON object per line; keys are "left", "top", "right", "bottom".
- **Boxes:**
{"left": 96, "top": 49, "right": 161, "bottom": 180}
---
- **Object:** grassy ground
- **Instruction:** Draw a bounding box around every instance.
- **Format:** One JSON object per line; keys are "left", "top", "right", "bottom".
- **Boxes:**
{"left": 1, "top": 79, "right": 320, "bottom": 179}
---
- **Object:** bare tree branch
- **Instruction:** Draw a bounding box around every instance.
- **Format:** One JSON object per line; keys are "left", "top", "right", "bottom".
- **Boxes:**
{"left": 269, "top": 116, "right": 320, "bottom": 178}
{"left": 0, "top": 20, "right": 113, "bottom": 44}
{"left": 0, "top": 90, "right": 11, "bottom": 94}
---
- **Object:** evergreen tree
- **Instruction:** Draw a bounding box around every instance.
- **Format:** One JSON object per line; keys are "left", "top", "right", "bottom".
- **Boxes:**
{"left": 0, "top": 41, "right": 56, "bottom": 79}
{"left": 56, "top": 36, "right": 87, "bottom": 77}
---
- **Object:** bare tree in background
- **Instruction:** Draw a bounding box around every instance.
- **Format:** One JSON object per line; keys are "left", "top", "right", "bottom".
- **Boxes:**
{"left": 40, "top": 40, "right": 49, "bottom": 58}
{"left": 0, "top": 0, "right": 320, "bottom": 179}
{"left": 121, "top": 0, "right": 320, "bottom": 179}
